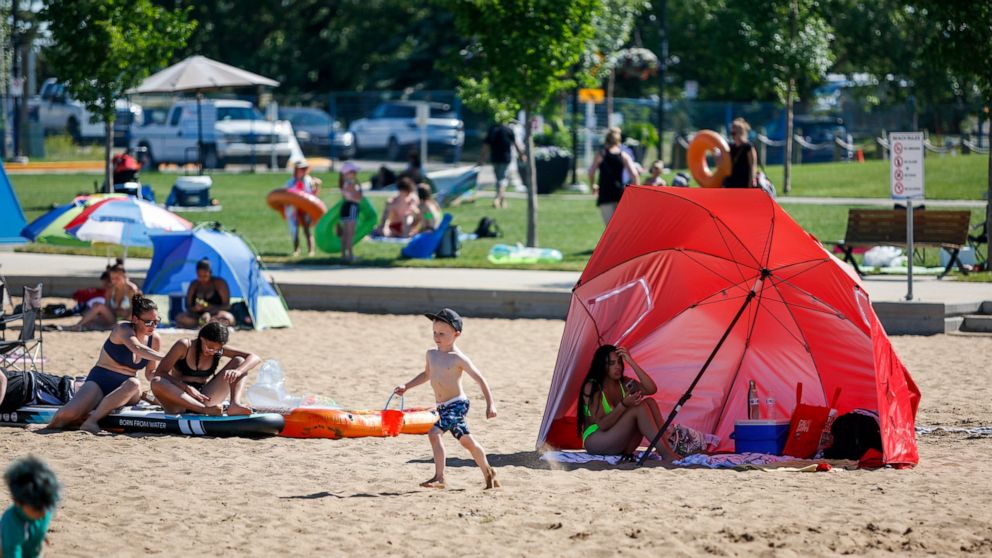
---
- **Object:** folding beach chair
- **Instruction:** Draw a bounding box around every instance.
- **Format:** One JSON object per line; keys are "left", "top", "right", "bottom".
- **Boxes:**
{"left": 0, "top": 285, "right": 44, "bottom": 373}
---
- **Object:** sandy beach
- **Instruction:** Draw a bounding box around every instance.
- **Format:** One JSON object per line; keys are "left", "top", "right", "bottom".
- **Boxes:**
{"left": 2, "top": 309, "right": 991, "bottom": 557}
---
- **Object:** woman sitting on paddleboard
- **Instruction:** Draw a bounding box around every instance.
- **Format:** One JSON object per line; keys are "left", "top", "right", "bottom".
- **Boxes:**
{"left": 150, "top": 322, "right": 260, "bottom": 416}
{"left": 49, "top": 296, "right": 165, "bottom": 433}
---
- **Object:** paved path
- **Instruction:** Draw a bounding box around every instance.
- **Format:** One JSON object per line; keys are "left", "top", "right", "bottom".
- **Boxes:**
{"left": 2, "top": 251, "right": 987, "bottom": 305}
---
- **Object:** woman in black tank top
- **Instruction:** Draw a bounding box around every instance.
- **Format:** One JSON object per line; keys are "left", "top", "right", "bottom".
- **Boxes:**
{"left": 151, "top": 322, "right": 261, "bottom": 416}
{"left": 724, "top": 118, "right": 757, "bottom": 188}
{"left": 588, "top": 128, "right": 642, "bottom": 224}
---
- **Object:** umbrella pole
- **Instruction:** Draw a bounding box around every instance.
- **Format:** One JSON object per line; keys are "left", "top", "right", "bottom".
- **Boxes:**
{"left": 638, "top": 286, "right": 760, "bottom": 466}
{"left": 197, "top": 92, "right": 204, "bottom": 176}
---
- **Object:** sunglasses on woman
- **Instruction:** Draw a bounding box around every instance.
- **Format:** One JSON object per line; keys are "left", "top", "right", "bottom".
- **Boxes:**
{"left": 138, "top": 318, "right": 160, "bottom": 327}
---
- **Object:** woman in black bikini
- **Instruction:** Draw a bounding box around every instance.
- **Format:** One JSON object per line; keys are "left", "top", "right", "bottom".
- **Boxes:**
{"left": 174, "top": 259, "right": 236, "bottom": 328}
{"left": 49, "top": 296, "right": 165, "bottom": 433}
{"left": 150, "top": 322, "right": 260, "bottom": 416}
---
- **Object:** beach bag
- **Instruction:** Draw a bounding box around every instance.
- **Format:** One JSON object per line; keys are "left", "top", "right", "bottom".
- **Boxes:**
{"left": 823, "top": 410, "right": 882, "bottom": 461}
{"left": 435, "top": 225, "right": 461, "bottom": 258}
{"left": 381, "top": 394, "right": 405, "bottom": 437}
{"left": 474, "top": 217, "right": 502, "bottom": 238}
{"left": 783, "top": 383, "right": 841, "bottom": 459}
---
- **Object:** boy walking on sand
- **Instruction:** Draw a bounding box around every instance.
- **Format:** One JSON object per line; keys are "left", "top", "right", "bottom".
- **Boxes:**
{"left": 2, "top": 456, "right": 61, "bottom": 558}
{"left": 394, "top": 308, "right": 500, "bottom": 489}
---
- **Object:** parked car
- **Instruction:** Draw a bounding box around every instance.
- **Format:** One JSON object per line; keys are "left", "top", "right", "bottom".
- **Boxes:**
{"left": 348, "top": 101, "right": 464, "bottom": 162}
{"left": 763, "top": 115, "right": 849, "bottom": 164}
{"left": 129, "top": 99, "right": 294, "bottom": 169}
{"left": 29, "top": 77, "right": 141, "bottom": 147}
{"left": 278, "top": 106, "right": 355, "bottom": 159}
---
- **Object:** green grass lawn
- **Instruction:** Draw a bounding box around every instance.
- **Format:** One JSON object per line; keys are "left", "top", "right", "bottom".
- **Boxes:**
{"left": 761, "top": 154, "right": 989, "bottom": 200}
{"left": 9, "top": 159, "right": 989, "bottom": 273}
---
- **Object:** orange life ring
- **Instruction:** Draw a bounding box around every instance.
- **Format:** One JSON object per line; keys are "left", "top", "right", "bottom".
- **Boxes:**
{"left": 279, "top": 407, "right": 438, "bottom": 439}
{"left": 266, "top": 189, "right": 328, "bottom": 222}
{"left": 687, "top": 130, "right": 732, "bottom": 188}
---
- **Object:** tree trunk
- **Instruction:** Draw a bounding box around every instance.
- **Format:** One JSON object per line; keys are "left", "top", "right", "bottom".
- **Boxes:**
{"left": 524, "top": 108, "right": 538, "bottom": 247}
{"left": 783, "top": 79, "right": 795, "bottom": 194}
{"left": 104, "top": 120, "right": 114, "bottom": 194}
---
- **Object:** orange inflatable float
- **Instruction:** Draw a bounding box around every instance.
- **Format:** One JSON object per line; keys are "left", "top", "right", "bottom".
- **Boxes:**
{"left": 279, "top": 406, "right": 438, "bottom": 439}
{"left": 687, "top": 130, "right": 732, "bottom": 188}
{"left": 266, "top": 189, "right": 327, "bottom": 222}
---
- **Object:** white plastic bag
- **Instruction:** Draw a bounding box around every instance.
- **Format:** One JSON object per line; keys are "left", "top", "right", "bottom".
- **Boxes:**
{"left": 246, "top": 360, "right": 339, "bottom": 410}
{"left": 863, "top": 246, "right": 903, "bottom": 268}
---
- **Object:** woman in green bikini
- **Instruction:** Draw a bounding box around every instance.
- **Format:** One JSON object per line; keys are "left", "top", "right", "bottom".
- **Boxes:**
{"left": 578, "top": 344, "right": 678, "bottom": 461}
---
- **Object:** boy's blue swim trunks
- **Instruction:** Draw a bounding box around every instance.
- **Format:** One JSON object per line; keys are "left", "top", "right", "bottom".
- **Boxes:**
{"left": 435, "top": 396, "right": 470, "bottom": 439}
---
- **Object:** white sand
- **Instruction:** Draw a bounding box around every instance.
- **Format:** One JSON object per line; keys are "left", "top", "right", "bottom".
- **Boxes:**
{"left": 2, "top": 310, "right": 991, "bottom": 556}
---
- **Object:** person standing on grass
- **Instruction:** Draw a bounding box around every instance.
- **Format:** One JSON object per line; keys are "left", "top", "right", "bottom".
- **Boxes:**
{"left": 724, "top": 118, "right": 757, "bottom": 188}
{"left": 479, "top": 119, "right": 526, "bottom": 209}
{"left": 284, "top": 159, "right": 322, "bottom": 257}
{"left": 393, "top": 308, "right": 500, "bottom": 489}
{"left": 589, "top": 127, "right": 641, "bottom": 224}
{"left": 336, "top": 161, "right": 363, "bottom": 263}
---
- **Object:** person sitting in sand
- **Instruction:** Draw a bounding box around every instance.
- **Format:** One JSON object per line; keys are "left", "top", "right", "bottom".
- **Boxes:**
{"left": 48, "top": 296, "right": 164, "bottom": 433}
{"left": 174, "top": 259, "right": 236, "bottom": 328}
{"left": 394, "top": 308, "right": 500, "bottom": 489}
{"left": 579, "top": 345, "right": 680, "bottom": 462}
{"left": 373, "top": 176, "right": 420, "bottom": 238}
{"left": 415, "top": 184, "right": 443, "bottom": 232}
{"left": 68, "top": 259, "right": 141, "bottom": 331}
{"left": 150, "top": 321, "right": 260, "bottom": 416}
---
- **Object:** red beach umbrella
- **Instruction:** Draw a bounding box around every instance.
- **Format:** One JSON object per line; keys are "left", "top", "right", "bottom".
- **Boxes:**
{"left": 537, "top": 186, "right": 920, "bottom": 466}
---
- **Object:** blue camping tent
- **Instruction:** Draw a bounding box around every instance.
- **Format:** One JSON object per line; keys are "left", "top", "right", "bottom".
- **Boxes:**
{"left": 143, "top": 226, "right": 291, "bottom": 329}
{"left": 0, "top": 161, "right": 27, "bottom": 243}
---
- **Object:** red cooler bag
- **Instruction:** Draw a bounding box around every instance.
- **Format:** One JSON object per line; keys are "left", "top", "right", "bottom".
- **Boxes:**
{"left": 783, "top": 383, "right": 841, "bottom": 458}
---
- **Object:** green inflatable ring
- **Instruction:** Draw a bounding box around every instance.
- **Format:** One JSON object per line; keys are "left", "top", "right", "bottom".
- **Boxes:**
{"left": 315, "top": 197, "right": 378, "bottom": 254}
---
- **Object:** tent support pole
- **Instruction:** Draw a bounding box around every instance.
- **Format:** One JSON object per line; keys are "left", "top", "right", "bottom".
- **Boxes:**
{"left": 638, "top": 285, "right": 760, "bottom": 466}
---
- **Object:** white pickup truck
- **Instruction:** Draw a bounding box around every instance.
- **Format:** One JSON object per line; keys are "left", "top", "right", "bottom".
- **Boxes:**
{"left": 30, "top": 78, "right": 141, "bottom": 145}
{"left": 128, "top": 99, "right": 295, "bottom": 169}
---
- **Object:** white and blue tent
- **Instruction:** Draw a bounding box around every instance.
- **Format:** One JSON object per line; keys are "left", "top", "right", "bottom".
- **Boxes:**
{"left": 143, "top": 225, "right": 291, "bottom": 329}
{"left": 0, "top": 161, "right": 27, "bottom": 243}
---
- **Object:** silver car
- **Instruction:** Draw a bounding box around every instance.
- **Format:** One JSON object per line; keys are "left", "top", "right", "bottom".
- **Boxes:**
{"left": 348, "top": 101, "right": 464, "bottom": 162}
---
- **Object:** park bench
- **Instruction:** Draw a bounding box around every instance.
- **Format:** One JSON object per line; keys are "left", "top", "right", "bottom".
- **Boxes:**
{"left": 833, "top": 209, "right": 971, "bottom": 278}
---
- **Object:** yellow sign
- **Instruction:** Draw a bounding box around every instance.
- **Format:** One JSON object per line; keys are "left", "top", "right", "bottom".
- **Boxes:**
{"left": 578, "top": 88, "right": 605, "bottom": 104}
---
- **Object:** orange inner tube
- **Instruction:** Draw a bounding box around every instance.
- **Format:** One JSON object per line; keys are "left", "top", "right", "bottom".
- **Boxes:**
{"left": 687, "top": 130, "right": 732, "bottom": 188}
{"left": 279, "top": 407, "right": 439, "bottom": 439}
{"left": 266, "top": 189, "right": 328, "bottom": 222}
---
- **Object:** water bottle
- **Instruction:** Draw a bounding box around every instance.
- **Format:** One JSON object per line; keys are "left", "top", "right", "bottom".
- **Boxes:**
{"left": 765, "top": 397, "right": 778, "bottom": 419}
{"left": 747, "top": 380, "right": 760, "bottom": 420}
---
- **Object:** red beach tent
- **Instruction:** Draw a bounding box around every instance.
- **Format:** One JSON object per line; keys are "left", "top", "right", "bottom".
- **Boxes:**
{"left": 537, "top": 186, "right": 920, "bottom": 466}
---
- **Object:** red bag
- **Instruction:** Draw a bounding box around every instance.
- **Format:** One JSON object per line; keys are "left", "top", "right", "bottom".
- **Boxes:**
{"left": 783, "top": 383, "right": 841, "bottom": 459}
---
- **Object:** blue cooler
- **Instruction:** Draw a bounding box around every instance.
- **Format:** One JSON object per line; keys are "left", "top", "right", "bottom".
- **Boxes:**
{"left": 733, "top": 419, "right": 790, "bottom": 454}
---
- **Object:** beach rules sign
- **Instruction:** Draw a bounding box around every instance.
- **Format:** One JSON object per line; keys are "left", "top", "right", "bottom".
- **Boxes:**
{"left": 889, "top": 132, "right": 924, "bottom": 200}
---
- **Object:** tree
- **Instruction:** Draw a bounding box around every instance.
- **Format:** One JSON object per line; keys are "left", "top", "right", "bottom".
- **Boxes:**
{"left": 904, "top": 1, "right": 991, "bottom": 248}
{"left": 169, "top": 1, "right": 463, "bottom": 94}
{"left": 578, "top": 0, "right": 649, "bottom": 127}
{"left": 452, "top": 0, "right": 600, "bottom": 247}
{"left": 42, "top": 0, "right": 194, "bottom": 190}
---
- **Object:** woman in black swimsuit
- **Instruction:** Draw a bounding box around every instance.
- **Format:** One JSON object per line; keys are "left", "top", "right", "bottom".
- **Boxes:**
{"left": 150, "top": 322, "right": 260, "bottom": 416}
{"left": 49, "top": 296, "right": 164, "bottom": 433}
{"left": 174, "top": 259, "right": 236, "bottom": 328}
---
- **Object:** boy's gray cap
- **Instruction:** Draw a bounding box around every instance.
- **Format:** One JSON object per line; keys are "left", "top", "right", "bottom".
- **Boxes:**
{"left": 425, "top": 308, "right": 463, "bottom": 332}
